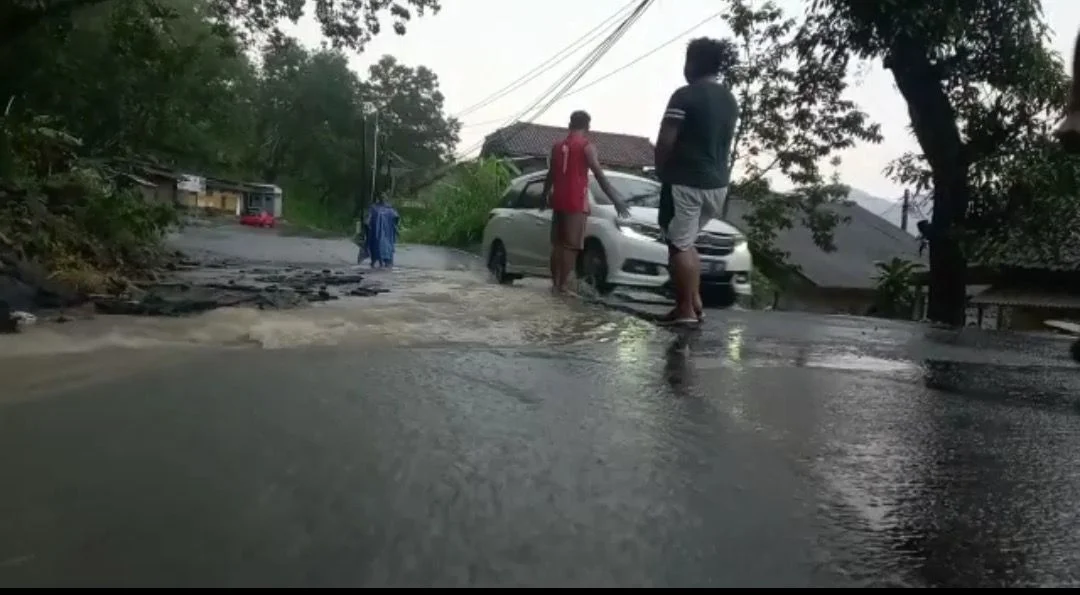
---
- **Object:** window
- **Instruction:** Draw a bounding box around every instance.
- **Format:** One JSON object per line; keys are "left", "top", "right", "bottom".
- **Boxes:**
{"left": 500, "top": 179, "right": 526, "bottom": 208}
{"left": 588, "top": 175, "right": 661, "bottom": 207}
{"left": 516, "top": 180, "right": 547, "bottom": 209}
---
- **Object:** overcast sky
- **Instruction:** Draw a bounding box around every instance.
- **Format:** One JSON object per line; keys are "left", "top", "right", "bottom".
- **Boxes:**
{"left": 284, "top": 0, "right": 1079, "bottom": 201}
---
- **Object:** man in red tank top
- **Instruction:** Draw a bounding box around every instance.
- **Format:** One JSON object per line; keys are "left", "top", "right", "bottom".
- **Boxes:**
{"left": 541, "top": 111, "right": 629, "bottom": 294}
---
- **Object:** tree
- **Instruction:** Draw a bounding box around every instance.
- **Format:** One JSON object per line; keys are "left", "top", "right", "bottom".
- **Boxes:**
{"left": 1, "top": 1, "right": 257, "bottom": 173}
{"left": 363, "top": 55, "right": 461, "bottom": 168}
{"left": 2, "top": 0, "right": 440, "bottom": 51}
{"left": 720, "top": 0, "right": 881, "bottom": 266}
{"left": 798, "top": 0, "right": 1063, "bottom": 325}
{"left": 247, "top": 40, "right": 460, "bottom": 226}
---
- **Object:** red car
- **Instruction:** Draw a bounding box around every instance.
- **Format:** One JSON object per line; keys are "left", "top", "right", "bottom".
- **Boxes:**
{"left": 240, "top": 208, "right": 275, "bottom": 228}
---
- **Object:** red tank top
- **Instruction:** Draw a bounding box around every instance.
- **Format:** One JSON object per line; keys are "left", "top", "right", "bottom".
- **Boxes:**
{"left": 550, "top": 134, "right": 590, "bottom": 213}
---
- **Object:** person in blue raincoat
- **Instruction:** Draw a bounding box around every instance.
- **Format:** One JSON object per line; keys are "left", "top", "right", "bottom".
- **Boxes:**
{"left": 365, "top": 196, "right": 400, "bottom": 268}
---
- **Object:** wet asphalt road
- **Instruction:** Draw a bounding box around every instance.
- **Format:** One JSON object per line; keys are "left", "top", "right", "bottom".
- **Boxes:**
{"left": 3, "top": 224, "right": 1080, "bottom": 587}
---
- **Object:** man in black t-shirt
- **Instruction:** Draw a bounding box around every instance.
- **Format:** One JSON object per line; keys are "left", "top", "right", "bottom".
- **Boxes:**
{"left": 654, "top": 37, "right": 740, "bottom": 324}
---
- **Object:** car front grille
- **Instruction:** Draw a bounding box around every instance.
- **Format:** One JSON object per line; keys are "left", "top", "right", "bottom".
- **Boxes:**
{"left": 695, "top": 232, "right": 735, "bottom": 256}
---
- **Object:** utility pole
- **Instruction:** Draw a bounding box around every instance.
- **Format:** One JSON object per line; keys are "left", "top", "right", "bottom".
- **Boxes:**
{"left": 370, "top": 112, "right": 380, "bottom": 204}
{"left": 355, "top": 113, "right": 367, "bottom": 220}
{"left": 900, "top": 189, "right": 910, "bottom": 232}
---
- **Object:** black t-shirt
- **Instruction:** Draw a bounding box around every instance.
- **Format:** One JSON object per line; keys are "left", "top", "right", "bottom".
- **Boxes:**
{"left": 659, "top": 79, "right": 739, "bottom": 189}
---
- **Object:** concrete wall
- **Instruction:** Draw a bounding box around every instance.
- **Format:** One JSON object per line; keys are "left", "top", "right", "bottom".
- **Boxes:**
{"left": 775, "top": 286, "right": 875, "bottom": 316}
{"left": 137, "top": 181, "right": 177, "bottom": 206}
{"left": 1006, "top": 306, "right": 1080, "bottom": 332}
{"left": 202, "top": 190, "right": 243, "bottom": 215}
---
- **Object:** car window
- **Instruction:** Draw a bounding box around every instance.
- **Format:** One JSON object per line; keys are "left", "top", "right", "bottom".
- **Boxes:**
{"left": 515, "top": 180, "right": 547, "bottom": 209}
{"left": 500, "top": 179, "right": 526, "bottom": 208}
{"left": 588, "top": 175, "right": 661, "bottom": 207}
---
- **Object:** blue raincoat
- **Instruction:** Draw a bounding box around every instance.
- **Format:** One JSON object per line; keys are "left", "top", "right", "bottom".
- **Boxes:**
{"left": 366, "top": 201, "right": 399, "bottom": 267}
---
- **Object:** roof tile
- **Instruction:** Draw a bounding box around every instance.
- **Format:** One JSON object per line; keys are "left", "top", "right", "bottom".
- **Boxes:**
{"left": 483, "top": 122, "right": 654, "bottom": 170}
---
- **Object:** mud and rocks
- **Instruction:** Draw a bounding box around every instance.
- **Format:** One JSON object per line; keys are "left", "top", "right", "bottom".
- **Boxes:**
{"left": 1, "top": 254, "right": 389, "bottom": 332}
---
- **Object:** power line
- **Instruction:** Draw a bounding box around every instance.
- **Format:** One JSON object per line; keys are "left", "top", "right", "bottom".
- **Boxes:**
{"left": 560, "top": 9, "right": 724, "bottom": 100}
{"left": 524, "top": 0, "right": 654, "bottom": 123}
{"left": 459, "top": 117, "right": 508, "bottom": 130}
{"left": 453, "top": 0, "right": 639, "bottom": 119}
{"left": 453, "top": 0, "right": 654, "bottom": 160}
{"left": 458, "top": 8, "right": 724, "bottom": 134}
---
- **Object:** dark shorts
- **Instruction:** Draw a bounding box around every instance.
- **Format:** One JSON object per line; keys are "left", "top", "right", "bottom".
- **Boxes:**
{"left": 550, "top": 211, "right": 587, "bottom": 251}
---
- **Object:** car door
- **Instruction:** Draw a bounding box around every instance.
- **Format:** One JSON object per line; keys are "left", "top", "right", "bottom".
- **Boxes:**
{"left": 516, "top": 178, "right": 551, "bottom": 272}
{"left": 498, "top": 177, "right": 540, "bottom": 269}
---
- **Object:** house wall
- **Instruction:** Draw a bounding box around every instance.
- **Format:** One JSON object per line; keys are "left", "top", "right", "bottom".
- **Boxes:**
{"left": 776, "top": 286, "right": 875, "bottom": 316}
{"left": 135, "top": 180, "right": 177, "bottom": 205}
{"left": 178, "top": 190, "right": 200, "bottom": 209}
{"left": 203, "top": 189, "right": 243, "bottom": 215}
{"left": 1005, "top": 306, "right": 1080, "bottom": 332}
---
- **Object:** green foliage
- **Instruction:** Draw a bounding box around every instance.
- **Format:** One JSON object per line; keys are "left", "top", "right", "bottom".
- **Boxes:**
{"left": 798, "top": 0, "right": 1065, "bottom": 324}
{"left": 871, "top": 257, "right": 922, "bottom": 319}
{"left": 400, "top": 158, "right": 518, "bottom": 248}
{"left": 2, "top": 0, "right": 440, "bottom": 53}
{"left": 249, "top": 36, "right": 459, "bottom": 230}
{"left": 0, "top": 115, "right": 179, "bottom": 291}
{"left": 721, "top": 0, "right": 881, "bottom": 266}
{"left": 281, "top": 182, "right": 355, "bottom": 235}
{"left": 1, "top": 0, "right": 457, "bottom": 286}
{"left": 750, "top": 266, "right": 780, "bottom": 310}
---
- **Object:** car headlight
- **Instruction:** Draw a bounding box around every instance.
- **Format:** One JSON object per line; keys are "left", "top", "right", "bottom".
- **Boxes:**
{"left": 618, "top": 221, "right": 662, "bottom": 242}
{"left": 733, "top": 235, "right": 747, "bottom": 249}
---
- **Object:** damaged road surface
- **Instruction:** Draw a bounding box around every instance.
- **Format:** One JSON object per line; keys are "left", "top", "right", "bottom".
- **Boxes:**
{"left": 4, "top": 223, "right": 1080, "bottom": 588}
{"left": 90, "top": 265, "right": 388, "bottom": 317}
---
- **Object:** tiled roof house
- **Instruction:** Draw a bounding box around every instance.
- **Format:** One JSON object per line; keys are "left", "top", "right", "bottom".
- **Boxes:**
{"left": 480, "top": 122, "right": 654, "bottom": 174}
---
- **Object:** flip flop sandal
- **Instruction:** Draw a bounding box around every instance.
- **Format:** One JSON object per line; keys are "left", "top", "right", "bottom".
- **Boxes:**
{"left": 659, "top": 309, "right": 706, "bottom": 323}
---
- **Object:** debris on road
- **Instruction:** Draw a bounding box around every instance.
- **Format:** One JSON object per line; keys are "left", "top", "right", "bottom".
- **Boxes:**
{"left": 1, "top": 252, "right": 390, "bottom": 326}
{"left": 87, "top": 263, "right": 388, "bottom": 317}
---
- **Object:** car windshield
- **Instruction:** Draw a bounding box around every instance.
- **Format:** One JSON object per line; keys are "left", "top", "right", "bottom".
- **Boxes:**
{"left": 589, "top": 175, "right": 660, "bottom": 208}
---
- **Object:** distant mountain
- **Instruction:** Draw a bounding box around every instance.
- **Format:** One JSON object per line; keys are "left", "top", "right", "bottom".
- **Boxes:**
{"left": 846, "top": 188, "right": 928, "bottom": 236}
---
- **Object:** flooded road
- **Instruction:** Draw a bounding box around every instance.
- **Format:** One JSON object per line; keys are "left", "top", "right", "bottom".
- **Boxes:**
{"left": 2, "top": 224, "right": 1080, "bottom": 587}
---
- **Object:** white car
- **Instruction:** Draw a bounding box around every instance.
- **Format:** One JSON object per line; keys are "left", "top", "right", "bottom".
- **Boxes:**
{"left": 481, "top": 169, "right": 753, "bottom": 308}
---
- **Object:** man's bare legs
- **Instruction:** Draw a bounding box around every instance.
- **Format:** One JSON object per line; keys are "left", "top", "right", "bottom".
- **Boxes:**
{"left": 665, "top": 245, "right": 704, "bottom": 321}
{"left": 558, "top": 247, "right": 578, "bottom": 295}
{"left": 550, "top": 247, "right": 561, "bottom": 293}
{"left": 668, "top": 246, "right": 700, "bottom": 321}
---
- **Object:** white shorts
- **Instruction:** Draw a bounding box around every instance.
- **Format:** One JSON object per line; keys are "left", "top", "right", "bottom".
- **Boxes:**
{"left": 659, "top": 184, "right": 728, "bottom": 251}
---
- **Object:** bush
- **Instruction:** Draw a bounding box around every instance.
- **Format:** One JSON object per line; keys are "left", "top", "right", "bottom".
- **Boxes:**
{"left": 281, "top": 182, "right": 355, "bottom": 235}
{"left": 400, "top": 158, "right": 518, "bottom": 247}
{"left": 0, "top": 115, "right": 179, "bottom": 292}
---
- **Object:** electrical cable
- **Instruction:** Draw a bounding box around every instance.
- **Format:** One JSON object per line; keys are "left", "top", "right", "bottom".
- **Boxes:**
{"left": 453, "top": 0, "right": 639, "bottom": 119}
{"left": 455, "top": 0, "right": 654, "bottom": 159}
{"left": 458, "top": 8, "right": 723, "bottom": 134}
{"left": 405, "top": 0, "right": 653, "bottom": 193}
{"left": 560, "top": 9, "right": 724, "bottom": 100}
{"left": 523, "top": 0, "right": 654, "bottom": 123}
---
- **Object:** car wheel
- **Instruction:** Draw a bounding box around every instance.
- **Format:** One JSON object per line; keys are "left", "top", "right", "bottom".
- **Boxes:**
{"left": 578, "top": 240, "right": 614, "bottom": 296}
{"left": 701, "top": 285, "right": 737, "bottom": 309}
{"left": 488, "top": 241, "right": 513, "bottom": 285}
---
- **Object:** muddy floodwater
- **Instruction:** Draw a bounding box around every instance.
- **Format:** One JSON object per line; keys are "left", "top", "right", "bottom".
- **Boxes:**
{"left": 4, "top": 223, "right": 1080, "bottom": 588}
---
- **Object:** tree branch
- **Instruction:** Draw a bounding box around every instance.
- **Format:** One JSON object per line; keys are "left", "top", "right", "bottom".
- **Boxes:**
{"left": 0, "top": 0, "right": 112, "bottom": 45}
